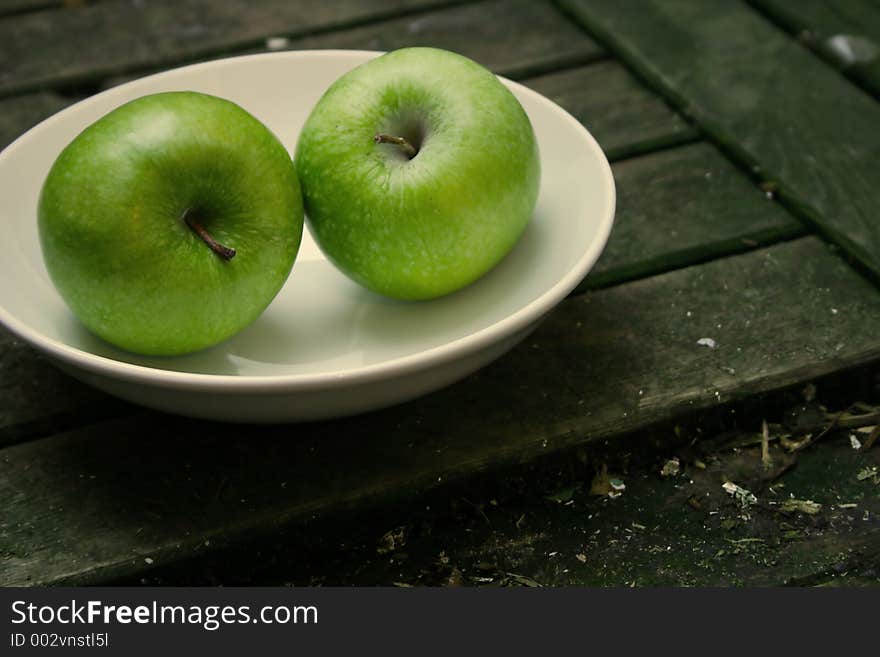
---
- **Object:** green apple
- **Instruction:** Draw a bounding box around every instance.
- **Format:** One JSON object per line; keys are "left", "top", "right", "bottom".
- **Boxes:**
{"left": 295, "top": 47, "right": 540, "bottom": 300}
{"left": 38, "top": 91, "right": 303, "bottom": 356}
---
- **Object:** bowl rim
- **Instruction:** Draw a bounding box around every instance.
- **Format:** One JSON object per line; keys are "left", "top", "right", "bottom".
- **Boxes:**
{"left": 0, "top": 49, "right": 615, "bottom": 393}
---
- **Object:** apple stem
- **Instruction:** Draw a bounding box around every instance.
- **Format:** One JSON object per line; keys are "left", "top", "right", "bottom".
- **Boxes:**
{"left": 183, "top": 209, "right": 236, "bottom": 261}
{"left": 374, "top": 133, "right": 417, "bottom": 158}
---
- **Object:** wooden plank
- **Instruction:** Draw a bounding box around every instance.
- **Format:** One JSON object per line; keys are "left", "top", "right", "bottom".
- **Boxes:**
{"left": 288, "top": 0, "right": 604, "bottom": 80}
{"left": 0, "top": 0, "right": 465, "bottom": 96}
{"left": 583, "top": 142, "right": 805, "bottom": 290}
{"left": 99, "top": 0, "right": 605, "bottom": 89}
{"left": 0, "top": 91, "right": 123, "bottom": 445}
{"left": 90, "top": 8, "right": 685, "bottom": 164}
{"left": 0, "top": 92, "right": 73, "bottom": 150}
{"left": 750, "top": 0, "right": 880, "bottom": 97}
{"left": 134, "top": 430, "right": 879, "bottom": 586}
{"left": 525, "top": 61, "right": 698, "bottom": 161}
{"left": 2, "top": 236, "right": 880, "bottom": 585}
{"left": 0, "top": 329, "right": 129, "bottom": 446}
{"left": 0, "top": 0, "right": 67, "bottom": 17}
{"left": 535, "top": 436, "right": 880, "bottom": 586}
{"left": 559, "top": 0, "right": 880, "bottom": 280}
{"left": 3, "top": 1, "right": 108, "bottom": 16}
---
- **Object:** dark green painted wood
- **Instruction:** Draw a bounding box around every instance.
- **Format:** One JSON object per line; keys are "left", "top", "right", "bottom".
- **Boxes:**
{"left": 559, "top": 0, "right": 880, "bottom": 280}
{"left": 751, "top": 0, "right": 880, "bottom": 97}
{"left": 0, "top": 0, "right": 67, "bottom": 17}
{"left": 1, "top": 2, "right": 601, "bottom": 150}
{"left": 0, "top": 330, "right": 129, "bottom": 446}
{"left": 99, "top": 0, "right": 605, "bottom": 89}
{"left": 288, "top": 0, "right": 604, "bottom": 80}
{"left": 0, "top": 0, "right": 466, "bottom": 96}
{"left": 583, "top": 142, "right": 805, "bottom": 290}
{"left": 134, "top": 434, "right": 879, "bottom": 586}
{"left": 2, "top": 236, "right": 879, "bottom": 585}
{"left": 0, "top": 92, "right": 73, "bottom": 150}
{"left": 0, "top": 91, "right": 119, "bottom": 444}
{"left": 525, "top": 61, "right": 698, "bottom": 160}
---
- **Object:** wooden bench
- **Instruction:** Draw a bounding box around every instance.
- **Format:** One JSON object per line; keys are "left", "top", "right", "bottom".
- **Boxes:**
{"left": 1, "top": 0, "right": 878, "bottom": 586}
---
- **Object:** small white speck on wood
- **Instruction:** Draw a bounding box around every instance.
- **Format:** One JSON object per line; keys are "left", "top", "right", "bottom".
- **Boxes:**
{"left": 780, "top": 499, "right": 822, "bottom": 515}
{"left": 265, "top": 36, "right": 290, "bottom": 50}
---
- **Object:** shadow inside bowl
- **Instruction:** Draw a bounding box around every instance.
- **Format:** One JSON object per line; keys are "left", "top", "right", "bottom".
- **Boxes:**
{"left": 55, "top": 216, "right": 553, "bottom": 379}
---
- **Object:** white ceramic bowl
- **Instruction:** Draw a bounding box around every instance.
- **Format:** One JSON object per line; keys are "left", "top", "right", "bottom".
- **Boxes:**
{"left": 0, "top": 51, "right": 615, "bottom": 422}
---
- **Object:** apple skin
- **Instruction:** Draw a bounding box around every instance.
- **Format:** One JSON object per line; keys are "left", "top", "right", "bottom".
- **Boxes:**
{"left": 38, "top": 91, "right": 303, "bottom": 356}
{"left": 295, "top": 47, "right": 540, "bottom": 300}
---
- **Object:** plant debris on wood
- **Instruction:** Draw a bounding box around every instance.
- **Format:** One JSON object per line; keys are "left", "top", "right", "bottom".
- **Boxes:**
{"left": 590, "top": 465, "right": 625, "bottom": 498}
{"left": 722, "top": 481, "right": 757, "bottom": 507}
{"left": 779, "top": 499, "right": 822, "bottom": 515}
{"left": 660, "top": 457, "right": 681, "bottom": 477}
{"left": 546, "top": 484, "right": 581, "bottom": 504}
{"left": 860, "top": 425, "right": 879, "bottom": 452}
{"left": 129, "top": 377, "right": 880, "bottom": 588}
{"left": 857, "top": 466, "right": 879, "bottom": 483}
{"left": 377, "top": 526, "right": 408, "bottom": 554}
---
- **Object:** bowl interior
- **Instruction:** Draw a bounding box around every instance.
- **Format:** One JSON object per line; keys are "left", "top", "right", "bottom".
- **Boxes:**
{"left": 0, "top": 51, "right": 614, "bottom": 379}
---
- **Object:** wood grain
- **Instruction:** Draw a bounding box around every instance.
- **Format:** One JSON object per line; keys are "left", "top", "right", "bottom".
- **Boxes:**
{"left": 129, "top": 435, "right": 879, "bottom": 586}
{"left": 0, "top": 0, "right": 72, "bottom": 18}
{"left": 288, "top": 0, "right": 604, "bottom": 80}
{"left": 0, "top": 0, "right": 601, "bottom": 154}
{"left": 525, "top": 61, "right": 698, "bottom": 160}
{"left": 0, "top": 0, "right": 466, "bottom": 96}
{"left": 0, "top": 330, "right": 130, "bottom": 446}
{"left": 0, "top": 91, "right": 73, "bottom": 150}
{"left": 750, "top": 0, "right": 880, "bottom": 97}
{"left": 583, "top": 142, "right": 804, "bottom": 290}
{"left": 98, "top": 0, "right": 605, "bottom": 89}
{"left": 2, "top": 236, "right": 879, "bottom": 585}
{"left": 560, "top": 0, "right": 880, "bottom": 280}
